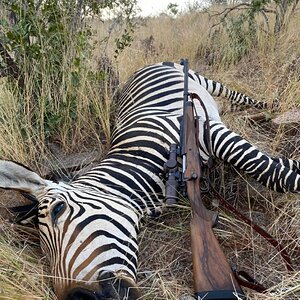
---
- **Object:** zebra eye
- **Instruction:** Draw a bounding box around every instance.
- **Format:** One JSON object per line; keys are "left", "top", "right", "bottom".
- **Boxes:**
{"left": 51, "top": 202, "right": 65, "bottom": 223}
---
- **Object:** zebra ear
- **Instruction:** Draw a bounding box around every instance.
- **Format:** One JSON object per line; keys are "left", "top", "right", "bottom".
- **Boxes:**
{"left": 0, "top": 160, "right": 52, "bottom": 198}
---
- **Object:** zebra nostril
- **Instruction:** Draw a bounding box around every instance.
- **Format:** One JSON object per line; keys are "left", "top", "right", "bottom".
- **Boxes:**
{"left": 65, "top": 287, "right": 102, "bottom": 300}
{"left": 97, "top": 271, "right": 141, "bottom": 300}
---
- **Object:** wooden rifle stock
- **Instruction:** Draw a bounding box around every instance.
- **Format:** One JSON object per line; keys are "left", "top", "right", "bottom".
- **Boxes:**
{"left": 184, "top": 101, "right": 245, "bottom": 299}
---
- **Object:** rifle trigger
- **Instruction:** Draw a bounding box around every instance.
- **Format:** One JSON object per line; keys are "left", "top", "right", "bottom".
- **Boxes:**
{"left": 200, "top": 176, "right": 210, "bottom": 193}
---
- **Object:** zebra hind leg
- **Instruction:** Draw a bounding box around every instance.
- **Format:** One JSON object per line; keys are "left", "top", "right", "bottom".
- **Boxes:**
{"left": 163, "top": 62, "right": 269, "bottom": 111}
{"left": 191, "top": 71, "right": 269, "bottom": 111}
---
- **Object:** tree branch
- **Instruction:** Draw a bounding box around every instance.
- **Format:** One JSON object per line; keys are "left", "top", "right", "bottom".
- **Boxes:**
{"left": 211, "top": 7, "right": 249, "bottom": 28}
{"left": 291, "top": 0, "right": 300, "bottom": 14}
{"left": 210, "top": 3, "right": 251, "bottom": 18}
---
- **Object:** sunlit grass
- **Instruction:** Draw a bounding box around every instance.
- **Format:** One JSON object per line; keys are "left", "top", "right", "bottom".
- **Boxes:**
{"left": 0, "top": 222, "right": 55, "bottom": 300}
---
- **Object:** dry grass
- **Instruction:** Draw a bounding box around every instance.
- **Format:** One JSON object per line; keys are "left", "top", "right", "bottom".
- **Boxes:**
{"left": 0, "top": 84, "right": 44, "bottom": 166}
{"left": 0, "top": 4, "right": 300, "bottom": 300}
{"left": 136, "top": 176, "right": 299, "bottom": 299}
{"left": 0, "top": 221, "right": 54, "bottom": 300}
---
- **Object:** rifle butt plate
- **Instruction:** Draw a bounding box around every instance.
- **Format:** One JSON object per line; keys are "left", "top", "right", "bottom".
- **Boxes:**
{"left": 195, "top": 290, "right": 245, "bottom": 299}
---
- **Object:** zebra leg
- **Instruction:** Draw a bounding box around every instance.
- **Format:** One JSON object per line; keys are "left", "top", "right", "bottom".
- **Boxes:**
{"left": 192, "top": 72, "right": 268, "bottom": 110}
{"left": 162, "top": 61, "right": 268, "bottom": 110}
{"left": 207, "top": 121, "right": 300, "bottom": 193}
{"left": 271, "top": 157, "right": 300, "bottom": 176}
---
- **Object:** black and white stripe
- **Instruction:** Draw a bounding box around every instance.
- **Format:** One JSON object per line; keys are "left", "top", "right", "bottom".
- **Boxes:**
{"left": 208, "top": 121, "right": 300, "bottom": 192}
{"left": 38, "top": 186, "right": 140, "bottom": 292}
{"left": 14, "top": 62, "right": 298, "bottom": 298}
{"left": 67, "top": 62, "right": 299, "bottom": 285}
{"left": 162, "top": 62, "right": 268, "bottom": 109}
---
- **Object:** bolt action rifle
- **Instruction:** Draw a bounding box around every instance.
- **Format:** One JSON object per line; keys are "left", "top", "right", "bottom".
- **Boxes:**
{"left": 164, "top": 59, "right": 245, "bottom": 299}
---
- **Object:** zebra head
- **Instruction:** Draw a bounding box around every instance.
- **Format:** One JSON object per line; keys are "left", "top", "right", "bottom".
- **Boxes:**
{"left": 0, "top": 160, "right": 141, "bottom": 300}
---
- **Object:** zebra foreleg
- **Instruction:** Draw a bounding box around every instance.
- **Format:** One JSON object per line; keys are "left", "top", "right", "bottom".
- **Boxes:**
{"left": 271, "top": 157, "right": 300, "bottom": 176}
{"left": 208, "top": 121, "right": 300, "bottom": 193}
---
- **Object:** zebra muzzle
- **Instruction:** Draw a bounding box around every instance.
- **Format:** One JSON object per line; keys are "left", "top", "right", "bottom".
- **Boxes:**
{"left": 96, "top": 271, "right": 141, "bottom": 299}
{"left": 64, "top": 282, "right": 141, "bottom": 300}
{"left": 64, "top": 286, "right": 102, "bottom": 300}
{"left": 62, "top": 271, "right": 141, "bottom": 300}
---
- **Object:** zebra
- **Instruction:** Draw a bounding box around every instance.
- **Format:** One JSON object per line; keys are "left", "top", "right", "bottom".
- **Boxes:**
{"left": 0, "top": 62, "right": 299, "bottom": 300}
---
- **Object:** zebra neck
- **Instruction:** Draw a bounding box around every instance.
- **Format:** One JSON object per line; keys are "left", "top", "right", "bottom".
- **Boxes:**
{"left": 74, "top": 153, "right": 166, "bottom": 216}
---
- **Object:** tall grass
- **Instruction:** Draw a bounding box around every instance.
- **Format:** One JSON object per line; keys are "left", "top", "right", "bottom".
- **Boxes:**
{"left": 0, "top": 4, "right": 299, "bottom": 300}
{"left": 0, "top": 222, "right": 54, "bottom": 299}
{"left": 0, "top": 65, "right": 113, "bottom": 174}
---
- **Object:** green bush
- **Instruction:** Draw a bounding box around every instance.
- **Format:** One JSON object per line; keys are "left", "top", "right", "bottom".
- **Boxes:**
{"left": 0, "top": 0, "right": 137, "bottom": 162}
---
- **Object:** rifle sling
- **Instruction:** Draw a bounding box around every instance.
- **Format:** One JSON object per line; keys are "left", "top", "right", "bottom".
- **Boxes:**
{"left": 210, "top": 187, "right": 294, "bottom": 273}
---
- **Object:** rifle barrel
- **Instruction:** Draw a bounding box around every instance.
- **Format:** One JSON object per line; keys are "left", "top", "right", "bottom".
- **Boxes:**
{"left": 180, "top": 58, "right": 189, "bottom": 173}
